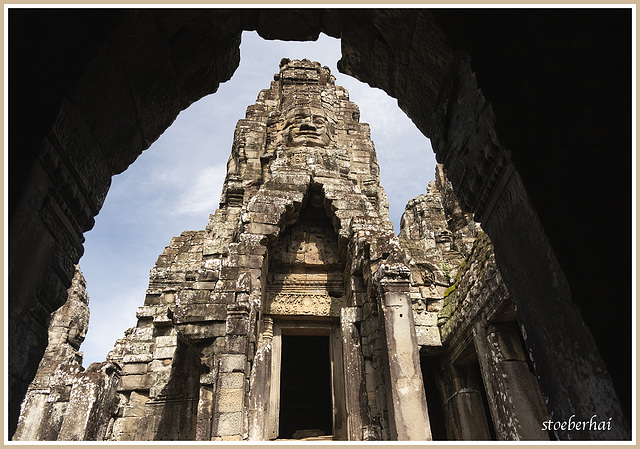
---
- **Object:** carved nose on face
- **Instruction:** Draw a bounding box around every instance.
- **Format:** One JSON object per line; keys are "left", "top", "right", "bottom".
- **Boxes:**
{"left": 299, "top": 121, "right": 317, "bottom": 131}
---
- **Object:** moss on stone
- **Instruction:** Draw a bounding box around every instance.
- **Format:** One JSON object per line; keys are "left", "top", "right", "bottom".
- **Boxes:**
{"left": 436, "top": 231, "right": 496, "bottom": 332}
{"left": 444, "top": 284, "right": 457, "bottom": 297}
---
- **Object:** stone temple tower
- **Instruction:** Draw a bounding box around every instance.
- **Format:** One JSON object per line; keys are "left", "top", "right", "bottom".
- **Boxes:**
{"left": 105, "top": 58, "right": 431, "bottom": 441}
{"left": 15, "top": 59, "right": 551, "bottom": 442}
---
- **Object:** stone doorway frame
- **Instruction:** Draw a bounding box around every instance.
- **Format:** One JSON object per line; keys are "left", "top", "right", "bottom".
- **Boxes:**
{"left": 266, "top": 319, "right": 346, "bottom": 441}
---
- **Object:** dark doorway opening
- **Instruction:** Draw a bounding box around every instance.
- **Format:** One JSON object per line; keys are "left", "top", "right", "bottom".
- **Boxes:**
{"left": 420, "top": 355, "right": 448, "bottom": 440}
{"left": 279, "top": 335, "right": 333, "bottom": 439}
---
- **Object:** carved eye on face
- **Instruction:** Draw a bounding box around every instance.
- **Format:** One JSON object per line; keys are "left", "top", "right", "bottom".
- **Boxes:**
{"left": 313, "top": 116, "right": 326, "bottom": 126}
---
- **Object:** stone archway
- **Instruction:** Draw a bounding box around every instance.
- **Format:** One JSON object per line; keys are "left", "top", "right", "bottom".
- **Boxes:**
{"left": 8, "top": 8, "right": 632, "bottom": 439}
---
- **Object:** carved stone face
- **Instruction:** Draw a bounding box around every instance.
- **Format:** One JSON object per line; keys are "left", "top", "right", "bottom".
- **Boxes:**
{"left": 283, "top": 106, "right": 335, "bottom": 147}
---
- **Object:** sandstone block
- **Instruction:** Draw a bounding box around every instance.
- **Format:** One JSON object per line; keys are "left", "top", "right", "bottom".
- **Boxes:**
{"left": 225, "top": 335, "right": 248, "bottom": 353}
{"left": 152, "top": 346, "right": 176, "bottom": 360}
{"left": 215, "top": 411, "right": 243, "bottom": 436}
{"left": 415, "top": 326, "right": 442, "bottom": 347}
{"left": 220, "top": 266, "right": 240, "bottom": 280}
{"left": 109, "top": 416, "right": 141, "bottom": 440}
{"left": 219, "top": 372, "right": 244, "bottom": 390}
{"left": 225, "top": 316, "right": 249, "bottom": 336}
{"left": 246, "top": 222, "right": 280, "bottom": 237}
{"left": 123, "top": 354, "right": 153, "bottom": 364}
{"left": 177, "top": 289, "right": 212, "bottom": 304}
{"left": 126, "top": 342, "right": 154, "bottom": 355}
{"left": 219, "top": 355, "right": 246, "bottom": 373}
{"left": 154, "top": 335, "right": 177, "bottom": 348}
{"left": 413, "top": 311, "right": 438, "bottom": 327}
{"left": 122, "top": 363, "right": 148, "bottom": 375}
{"left": 117, "top": 374, "right": 152, "bottom": 391}
{"left": 176, "top": 322, "right": 226, "bottom": 339}
{"left": 129, "top": 327, "right": 154, "bottom": 341}
{"left": 136, "top": 306, "right": 169, "bottom": 320}
{"left": 173, "top": 303, "right": 227, "bottom": 323}
{"left": 148, "top": 359, "right": 172, "bottom": 372}
{"left": 216, "top": 388, "right": 244, "bottom": 413}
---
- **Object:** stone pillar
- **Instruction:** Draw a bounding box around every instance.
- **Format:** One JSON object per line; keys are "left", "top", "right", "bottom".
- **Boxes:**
{"left": 340, "top": 307, "right": 368, "bottom": 441}
{"left": 195, "top": 369, "right": 217, "bottom": 440}
{"left": 375, "top": 264, "right": 432, "bottom": 441}
{"left": 474, "top": 321, "right": 549, "bottom": 441}
{"left": 247, "top": 318, "right": 274, "bottom": 441}
{"left": 329, "top": 324, "right": 348, "bottom": 440}
{"left": 267, "top": 325, "right": 282, "bottom": 440}
{"left": 442, "top": 363, "right": 493, "bottom": 440}
{"left": 210, "top": 303, "right": 250, "bottom": 441}
{"left": 210, "top": 354, "right": 247, "bottom": 441}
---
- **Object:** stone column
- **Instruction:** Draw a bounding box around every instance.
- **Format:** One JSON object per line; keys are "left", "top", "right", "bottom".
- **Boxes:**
{"left": 474, "top": 321, "right": 549, "bottom": 440}
{"left": 340, "top": 307, "right": 368, "bottom": 441}
{"left": 267, "top": 325, "right": 282, "bottom": 440}
{"left": 195, "top": 369, "right": 217, "bottom": 440}
{"left": 210, "top": 303, "right": 250, "bottom": 441}
{"left": 443, "top": 364, "right": 493, "bottom": 440}
{"left": 247, "top": 318, "right": 274, "bottom": 441}
{"left": 375, "top": 264, "right": 432, "bottom": 441}
{"left": 329, "top": 324, "right": 348, "bottom": 440}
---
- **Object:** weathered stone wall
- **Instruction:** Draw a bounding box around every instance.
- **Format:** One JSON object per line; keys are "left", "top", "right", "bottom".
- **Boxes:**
{"left": 104, "top": 231, "right": 206, "bottom": 440}
{"left": 398, "top": 165, "right": 480, "bottom": 354}
{"left": 398, "top": 167, "right": 551, "bottom": 441}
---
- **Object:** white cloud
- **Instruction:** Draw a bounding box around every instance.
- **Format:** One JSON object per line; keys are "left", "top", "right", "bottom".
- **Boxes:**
{"left": 172, "top": 165, "right": 227, "bottom": 217}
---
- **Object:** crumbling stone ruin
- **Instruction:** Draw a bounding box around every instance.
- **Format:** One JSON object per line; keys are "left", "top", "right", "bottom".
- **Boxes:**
{"left": 14, "top": 59, "right": 555, "bottom": 441}
{"left": 13, "top": 266, "right": 120, "bottom": 441}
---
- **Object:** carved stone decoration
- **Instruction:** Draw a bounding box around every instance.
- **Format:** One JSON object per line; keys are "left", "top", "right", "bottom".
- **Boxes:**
{"left": 266, "top": 293, "right": 345, "bottom": 317}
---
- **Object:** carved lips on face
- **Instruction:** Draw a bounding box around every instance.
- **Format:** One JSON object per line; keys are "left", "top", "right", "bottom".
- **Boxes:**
{"left": 283, "top": 106, "right": 335, "bottom": 147}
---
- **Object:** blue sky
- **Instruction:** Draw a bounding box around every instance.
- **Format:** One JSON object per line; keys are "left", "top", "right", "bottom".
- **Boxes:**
{"left": 78, "top": 31, "right": 436, "bottom": 365}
